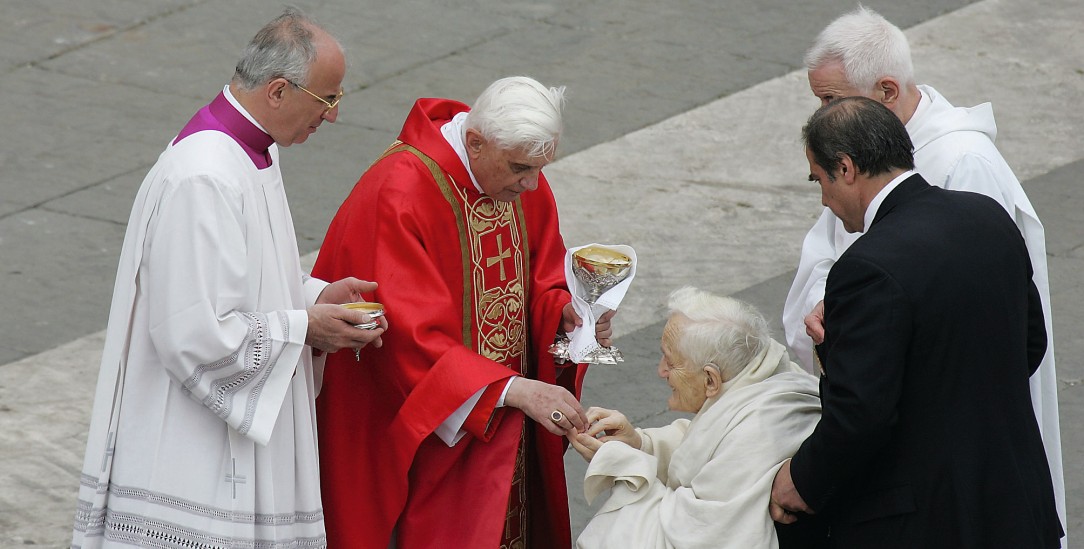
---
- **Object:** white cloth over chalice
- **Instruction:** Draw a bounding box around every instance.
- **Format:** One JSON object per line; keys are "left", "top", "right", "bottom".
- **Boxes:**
{"left": 565, "top": 243, "right": 637, "bottom": 363}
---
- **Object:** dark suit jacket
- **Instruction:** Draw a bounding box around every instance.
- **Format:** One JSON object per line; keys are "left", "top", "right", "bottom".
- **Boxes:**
{"left": 790, "top": 174, "right": 1062, "bottom": 548}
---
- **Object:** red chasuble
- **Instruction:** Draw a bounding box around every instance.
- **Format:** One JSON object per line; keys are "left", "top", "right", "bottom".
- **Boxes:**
{"left": 313, "top": 98, "right": 585, "bottom": 548}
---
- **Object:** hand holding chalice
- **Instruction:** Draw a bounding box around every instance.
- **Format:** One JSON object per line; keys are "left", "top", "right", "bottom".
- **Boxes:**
{"left": 550, "top": 244, "right": 636, "bottom": 365}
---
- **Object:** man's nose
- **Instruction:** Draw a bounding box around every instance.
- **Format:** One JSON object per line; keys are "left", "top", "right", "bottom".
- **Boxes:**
{"left": 521, "top": 173, "right": 540, "bottom": 191}
{"left": 323, "top": 104, "right": 339, "bottom": 123}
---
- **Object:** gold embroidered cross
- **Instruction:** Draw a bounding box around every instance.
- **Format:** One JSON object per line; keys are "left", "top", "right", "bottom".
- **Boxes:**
{"left": 487, "top": 234, "right": 512, "bottom": 281}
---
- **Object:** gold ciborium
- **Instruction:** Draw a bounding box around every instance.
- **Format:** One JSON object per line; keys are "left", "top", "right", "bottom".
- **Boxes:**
{"left": 550, "top": 245, "right": 632, "bottom": 364}
{"left": 342, "top": 302, "right": 385, "bottom": 360}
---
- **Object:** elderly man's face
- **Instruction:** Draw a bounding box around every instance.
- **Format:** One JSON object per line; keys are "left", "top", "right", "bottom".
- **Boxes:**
{"left": 807, "top": 61, "right": 867, "bottom": 108}
{"left": 467, "top": 131, "right": 551, "bottom": 202}
{"left": 657, "top": 316, "right": 708, "bottom": 413}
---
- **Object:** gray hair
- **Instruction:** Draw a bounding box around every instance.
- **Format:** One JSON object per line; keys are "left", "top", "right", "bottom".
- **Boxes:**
{"left": 667, "top": 287, "right": 770, "bottom": 382}
{"left": 804, "top": 5, "right": 914, "bottom": 94}
{"left": 233, "top": 7, "right": 340, "bottom": 91}
{"left": 465, "top": 76, "right": 566, "bottom": 159}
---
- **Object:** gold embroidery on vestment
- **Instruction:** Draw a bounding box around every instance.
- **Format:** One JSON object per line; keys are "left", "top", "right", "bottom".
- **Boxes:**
{"left": 382, "top": 142, "right": 529, "bottom": 365}
{"left": 453, "top": 185, "right": 527, "bottom": 365}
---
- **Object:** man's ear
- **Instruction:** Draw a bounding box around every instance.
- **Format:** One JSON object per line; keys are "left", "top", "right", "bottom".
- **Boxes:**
{"left": 465, "top": 129, "right": 485, "bottom": 159}
{"left": 839, "top": 154, "right": 858, "bottom": 184}
{"left": 266, "top": 78, "right": 290, "bottom": 109}
{"left": 877, "top": 77, "right": 901, "bottom": 107}
{"left": 703, "top": 363, "right": 723, "bottom": 398}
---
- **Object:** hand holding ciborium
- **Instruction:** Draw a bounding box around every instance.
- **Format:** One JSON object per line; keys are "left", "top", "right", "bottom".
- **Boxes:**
{"left": 341, "top": 301, "right": 385, "bottom": 361}
{"left": 550, "top": 244, "right": 636, "bottom": 365}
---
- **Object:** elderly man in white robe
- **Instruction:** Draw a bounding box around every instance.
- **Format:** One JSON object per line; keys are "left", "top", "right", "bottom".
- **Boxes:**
{"left": 71, "top": 8, "right": 385, "bottom": 547}
{"left": 568, "top": 288, "right": 822, "bottom": 549}
{"left": 780, "top": 7, "right": 1065, "bottom": 540}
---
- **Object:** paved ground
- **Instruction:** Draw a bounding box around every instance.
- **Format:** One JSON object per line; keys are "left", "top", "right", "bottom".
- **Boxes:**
{"left": 1, "top": 0, "right": 1082, "bottom": 545}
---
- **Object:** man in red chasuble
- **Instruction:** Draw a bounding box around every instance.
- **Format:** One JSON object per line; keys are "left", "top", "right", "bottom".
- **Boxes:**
{"left": 313, "top": 76, "right": 613, "bottom": 548}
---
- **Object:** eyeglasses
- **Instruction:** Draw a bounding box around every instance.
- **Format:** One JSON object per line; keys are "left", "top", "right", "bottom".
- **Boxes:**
{"left": 288, "top": 80, "right": 343, "bottom": 112}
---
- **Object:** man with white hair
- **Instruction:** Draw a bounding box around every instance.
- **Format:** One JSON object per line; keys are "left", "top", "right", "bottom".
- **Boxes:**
{"left": 72, "top": 8, "right": 384, "bottom": 547}
{"left": 568, "top": 287, "right": 822, "bottom": 548}
{"left": 780, "top": 6, "right": 1065, "bottom": 538}
{"left": 314, "top": 76, "right": 612, "bottom": 548}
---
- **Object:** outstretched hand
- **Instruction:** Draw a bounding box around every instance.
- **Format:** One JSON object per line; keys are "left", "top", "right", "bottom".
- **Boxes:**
{"left": 584, "top": 407, "right": 639, "bottom": 448}
{"left": 504, "top": 377, "right": 587, "bottom": 436}
{"left": 567, "top": 407, "right": 639, "bottom": 462}
{"left": 567, "top": 431, "right": 603, "bottom": 461}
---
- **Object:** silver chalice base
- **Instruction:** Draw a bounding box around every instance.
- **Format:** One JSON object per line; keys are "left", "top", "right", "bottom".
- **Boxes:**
{"left": 549, "top": 335, "right": 624, "bottom": 365}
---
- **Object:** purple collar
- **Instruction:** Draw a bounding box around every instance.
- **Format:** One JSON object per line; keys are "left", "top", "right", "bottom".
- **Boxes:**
{"left": 173, "top": 92, "right": 275, "bottom": 169}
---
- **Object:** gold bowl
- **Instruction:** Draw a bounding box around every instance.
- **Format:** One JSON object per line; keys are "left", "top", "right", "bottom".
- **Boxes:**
{"left": 573, "top": 245, "right": 631, "bottom": 276}
{"left": 342, "top": 302, "right": 385, "bottom": 329}
{"left": 572, "top": 246, "right": 632, "bottom": 303}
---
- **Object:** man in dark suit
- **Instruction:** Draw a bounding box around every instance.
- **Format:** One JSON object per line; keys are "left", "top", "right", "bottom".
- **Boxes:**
{"left": 768, "top": 96, "right": 1062, "bottom": 548}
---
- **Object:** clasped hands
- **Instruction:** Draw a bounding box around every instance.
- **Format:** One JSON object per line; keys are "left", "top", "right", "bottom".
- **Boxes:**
{"left": 305, "top": 277, "right": 388, "bottom": 353}
{"left": 566, "top": 407, "right": 640, "bottom": 461}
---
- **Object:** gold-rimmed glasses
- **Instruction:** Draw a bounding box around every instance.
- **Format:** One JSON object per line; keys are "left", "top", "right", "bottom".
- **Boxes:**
{"left": 288, "top": 80, "right": 343, "bottom": 112}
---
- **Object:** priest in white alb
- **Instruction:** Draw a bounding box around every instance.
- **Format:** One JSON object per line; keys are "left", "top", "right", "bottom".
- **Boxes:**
{"left": 780, "top": 8, "right": 1065, "bottom": 541}
{"left": 71, "top": 9, "right": 384, "bottom": 547}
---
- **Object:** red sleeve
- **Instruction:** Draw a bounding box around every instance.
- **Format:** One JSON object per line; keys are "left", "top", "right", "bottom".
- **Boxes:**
{"left": 461, "top": 381, "right": 508, "bottom": 439}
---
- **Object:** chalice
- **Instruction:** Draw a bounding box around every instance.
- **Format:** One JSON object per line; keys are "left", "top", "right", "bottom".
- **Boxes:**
{"left": 550, "top": 245, "right": 632, "bottom": 364}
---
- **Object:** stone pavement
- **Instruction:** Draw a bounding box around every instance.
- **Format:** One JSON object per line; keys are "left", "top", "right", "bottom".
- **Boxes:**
{"left": 1, "top": 0, "right": 1082, "bottom": 545}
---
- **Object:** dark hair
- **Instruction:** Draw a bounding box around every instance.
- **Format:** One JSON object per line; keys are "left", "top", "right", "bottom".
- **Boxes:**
{"left": 802, "top": 96, "right": 914, "bottom": 181}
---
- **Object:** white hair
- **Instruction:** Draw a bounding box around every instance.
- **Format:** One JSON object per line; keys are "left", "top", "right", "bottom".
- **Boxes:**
{"left": 465, "top": 76, "right": 566, "bottom": 159}
{"left": 667, "top": 287, "right": 770, "bottom": 382}
{"left": 804, "top": 5, "right": 914, "bottom": 94}
{"left": 233, "top": 6, "right": 343, "bottom": 91}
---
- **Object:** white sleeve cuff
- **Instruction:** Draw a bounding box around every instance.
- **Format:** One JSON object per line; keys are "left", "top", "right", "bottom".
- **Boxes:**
{"left": 496, "top": 376, "right": 516, "bottom": 408}
{"left": 434, "top": 387, "right": 484, "bottom": 447}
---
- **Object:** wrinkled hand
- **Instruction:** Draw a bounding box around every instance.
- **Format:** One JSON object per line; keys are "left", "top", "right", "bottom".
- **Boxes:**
{"left": 804, "top": 300, "right": 826, "bottom": 345}
{"left": 316, "top": 277, "right": 378, "bottom": 305}
{"left": 305, "top": 303, "right": 386, "bottom": 353}
{"left": 769, "top": 459, "right": 814, "bottom": 524}
{"left": 567, "top": 431, "right": 604, "bottom": 462}
{"left": 504, "top": 377, "right": 587, "bottom": 436}
{"left": 561, "top": 304, "right": 618, "bottom": 347}
{"left": 584, "top": 407, "right": 639, "bottom": 448}
{"left": 566, "top": 406, "right": 639, "bottom": 462}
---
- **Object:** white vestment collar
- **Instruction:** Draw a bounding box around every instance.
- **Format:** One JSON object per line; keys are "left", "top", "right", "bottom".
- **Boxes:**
{"left": 905, "top": 86, "right": 932, "bottom": 135}
{"left": 440, "top": 111, "right": 486, "bottom": 194}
